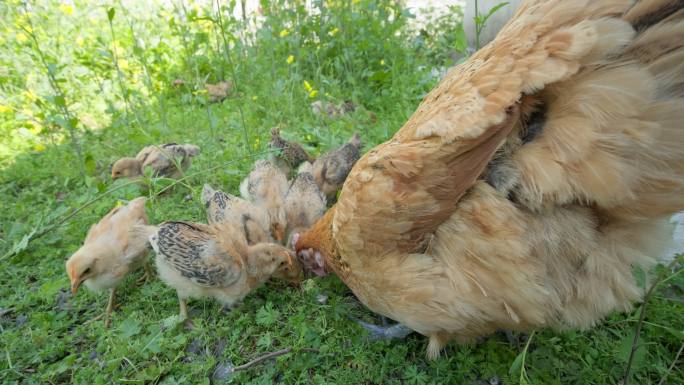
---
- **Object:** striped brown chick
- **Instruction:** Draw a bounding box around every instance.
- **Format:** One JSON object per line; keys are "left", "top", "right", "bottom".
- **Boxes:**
{"left": 112, "top": 143, "right": 200, "bottom": 180}
{"left": 148, "top": 221, "right": 298, "bottom": 321}
{"left": 268, "top": 127, "right": 313, "bottom": 176}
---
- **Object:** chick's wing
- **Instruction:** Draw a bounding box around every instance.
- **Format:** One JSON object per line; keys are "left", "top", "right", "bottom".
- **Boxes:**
{"left": 156, "top": 221, "right": 243, "bottom": 287}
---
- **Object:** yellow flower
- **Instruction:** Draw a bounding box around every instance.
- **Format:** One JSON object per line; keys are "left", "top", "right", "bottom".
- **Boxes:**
{"left": 308, "top": 90, "right": 318, "bottom": 98}
{"left": 352, "top": 0, "right": 361, "bottom": 4}
{"left": 16, "top": 33, "right": 28, "bottom": 43}
{"left": 252, "top": 96, "right": 258, "bottom": 101}
{"left": 303, "top": 80, "right": 313, "bottom": 92}
{"left": 118, "top": 58, "right": 129, "bottom": 70}
{"left": 115, "top": 200, "right": 125, "bottom": 208}
{"left": 0, "top": 105, "right": 10, "bottom": 113}
{"left": 59, "top": 4, "right": 74, "bottom": 15}
{"left": 76, "top": 36, "right": 84, "bottom": 47}
{"left": 328, "top": 27, "right": 339, "bottom": 37}
{"left": 30, "top": 124, "right": 42, "bottom": 134}
{"left": 34, "top": 143, "right": 46, "bottom": 152}
{"left": 279, "top": 29, "right": 290, "bottom": 37}
{"left": 286, "top": 55, "right": 294, "bottom": 64}
{"left": 24, "top": 90, "right": 37, "bottom": 101}
{"left": 380, "top": 59, "right": 385, "bottom": 65}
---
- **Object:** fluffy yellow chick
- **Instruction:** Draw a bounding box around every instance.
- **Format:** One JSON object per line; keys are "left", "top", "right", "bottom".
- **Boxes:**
{"left": 239, "top": 160, "right": 289, "bottom": 243}
{"left": 66, "top": 197, "right": 151, "bottom": 327}
{"left": 201, "top": 183, "right": 272, "bottom": 243}
{"left": 284, "top": 165, "right": 327, "bottom": 247}
{"left": 202, "top": 184, "right": 304, "bottom": 284}
{"left": 206, "top": 81, "right": 232, "bottom": 103}
{"left": 111, "top": 143, "right": 200, "bottom": 180}
{"left": 148, "top": 221, "right": 299, "bottom": 320}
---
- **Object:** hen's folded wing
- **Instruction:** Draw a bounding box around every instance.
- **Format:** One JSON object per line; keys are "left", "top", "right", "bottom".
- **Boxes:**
{"left": 335, "top": 108, "right": 519, "bottom": 257}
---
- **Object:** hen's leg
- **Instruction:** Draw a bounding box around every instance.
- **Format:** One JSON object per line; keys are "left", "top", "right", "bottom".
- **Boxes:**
{"left": 355, "top": 318, "right": 413, "bottom": 341}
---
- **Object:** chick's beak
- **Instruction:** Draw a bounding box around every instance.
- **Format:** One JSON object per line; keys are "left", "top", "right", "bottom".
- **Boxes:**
{"left": 274, "top": 226, "right": 285, "bottom": 243}
{"left": 283, "top": 251, "right": 293, "bottom": 266}
{"left": 70, "top": 276, "right": 81, "bottom": 294}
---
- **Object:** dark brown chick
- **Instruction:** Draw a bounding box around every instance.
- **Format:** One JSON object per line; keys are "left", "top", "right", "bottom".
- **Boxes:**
{"left": 311, "top": 132, "right": 363, "bottom": 200}
{"left": 268, "top": 127, "right": 313, "bottom": 176}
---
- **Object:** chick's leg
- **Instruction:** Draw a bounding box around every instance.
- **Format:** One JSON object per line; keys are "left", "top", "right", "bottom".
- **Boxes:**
{"left": 104, "top": 288, "right": 116, "bottom": 328}
{"left": 178, "top": 295, "right": 195, "bottom": 330}
{"left": 179, "top": 295, "right": 188, "bottom": 319}
{"left": 136, "top": 260, "right": 153, "bottom": 286}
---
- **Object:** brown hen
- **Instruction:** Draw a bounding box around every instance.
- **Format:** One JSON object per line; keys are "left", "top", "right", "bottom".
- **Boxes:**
{"left": 295, "top": 0, "right": 684, "bottom": 358}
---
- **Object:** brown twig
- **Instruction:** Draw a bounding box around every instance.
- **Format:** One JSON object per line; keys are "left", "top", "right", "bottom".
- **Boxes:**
{"left": 232, "top": 347, "right": 318, "bottom": 372}
{"left": 657, "top": 343, "right": 684, "bottom": 385}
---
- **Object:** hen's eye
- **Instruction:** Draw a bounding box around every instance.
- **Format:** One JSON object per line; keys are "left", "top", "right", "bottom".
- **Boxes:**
{"left": 83, "top": 267, "right": 91, "bottom": 275}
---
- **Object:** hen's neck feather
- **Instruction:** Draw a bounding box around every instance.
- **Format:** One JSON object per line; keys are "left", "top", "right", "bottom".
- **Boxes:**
{"left": 300, "top": 207, "right": 338, "bottom": 263}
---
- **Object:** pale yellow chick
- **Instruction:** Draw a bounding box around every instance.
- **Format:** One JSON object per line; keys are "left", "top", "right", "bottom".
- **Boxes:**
{"left": 239, "top": 160, "right": 289, "bottom": 243}
{"left": 66, "top": 197, "right": 151, "bottom": 327}
{"left": 206, "top": 81, "right": 233, "bottom": 103}
{"left": 284, "top": 165, "right": 327, "bottom": 247}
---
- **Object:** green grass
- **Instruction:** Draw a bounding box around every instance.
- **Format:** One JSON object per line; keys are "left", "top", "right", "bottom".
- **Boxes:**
{"left": 0, "top": 0, "right": 683, "bottom": 384}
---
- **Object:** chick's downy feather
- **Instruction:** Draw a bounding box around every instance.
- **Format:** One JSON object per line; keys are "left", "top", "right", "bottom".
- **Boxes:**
{"left": 239, "top": 160, "right": 289, "bottom": 242}
{"left": 284, "top": 167, "right": 327, "bottom": 246}
{"left": 66, "top": 197, "right": 150, "bottom": 294}
{"left": 296, "top": 0, "right": 684, "bottom": 358}
{"left": 202, "top": 184, "right": 272, "bottom": 244}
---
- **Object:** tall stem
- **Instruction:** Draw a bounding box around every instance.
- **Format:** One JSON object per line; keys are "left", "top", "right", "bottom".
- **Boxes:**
{"left": 214, "top": 0, "right": 252, "bottom": 156}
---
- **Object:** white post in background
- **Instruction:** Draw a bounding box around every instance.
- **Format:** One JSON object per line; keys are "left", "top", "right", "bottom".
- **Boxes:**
{"left": 463, "top": 0, "right": 521, "bottom": 49}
